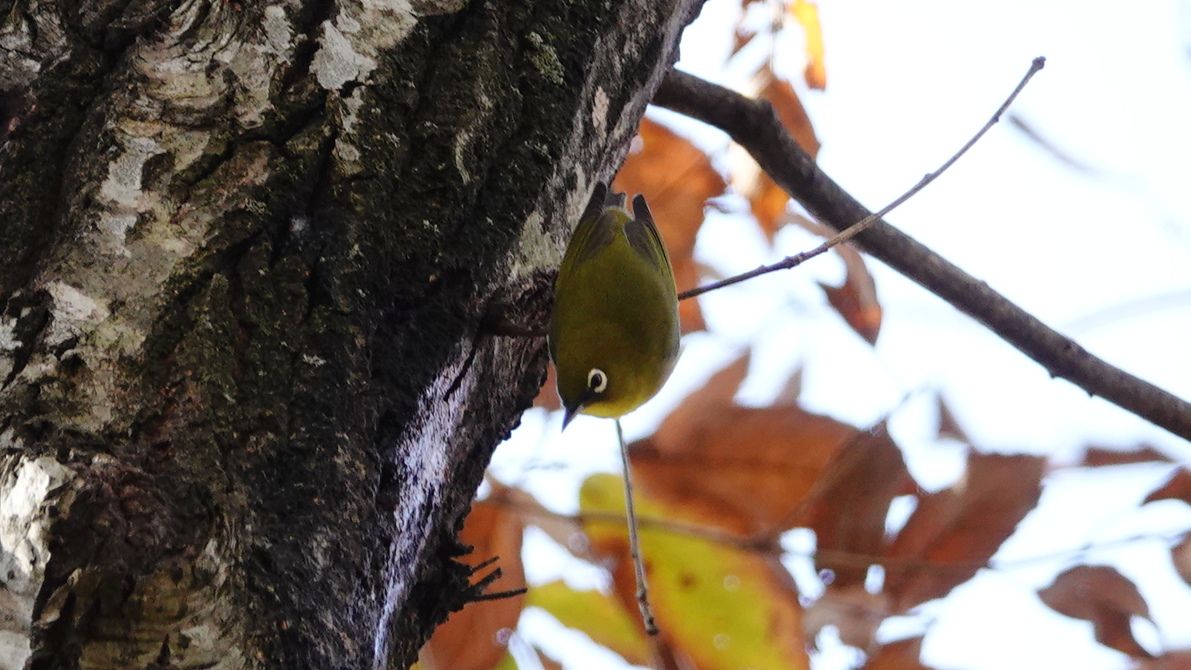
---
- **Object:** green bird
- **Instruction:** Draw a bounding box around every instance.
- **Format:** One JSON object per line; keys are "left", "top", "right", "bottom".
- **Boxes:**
{"left": 549, "top": 182, "right": 681, "bottom": 428}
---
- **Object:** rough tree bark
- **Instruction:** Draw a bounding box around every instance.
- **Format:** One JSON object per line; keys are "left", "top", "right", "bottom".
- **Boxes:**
{"left": 0, "top": 0, "right": 703, "bottom": 667}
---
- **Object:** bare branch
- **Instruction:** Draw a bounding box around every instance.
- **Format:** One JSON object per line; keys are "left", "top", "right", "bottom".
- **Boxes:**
{"left": 654, "top": 63, "right": 1191, "bottom": 441}
{"left": 677, "top": 57, "right": 1044, "bottom": 300}
{"left": 490, "top": 490, "right": 1191, "bottom": 575}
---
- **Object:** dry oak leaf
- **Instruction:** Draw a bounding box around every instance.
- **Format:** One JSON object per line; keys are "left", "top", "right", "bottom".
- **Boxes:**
{"left": 631, "top": 353, "right": 860, "bottom": 536}
{"left": 419, "top": 496, "right": 525, "bottom": 670}
{"left": 1144, "top": 467, "right": 1191, "bottom": 505}
{"left": 485, "top": 483, "right": 596, "bottom": 564}
{"left": 580, "top": 473, "right": 809, "bottom": 670}
{"left": 1138, "top": 651, "right": 1191, "bottom": 670}
{"left": 1074, "top": 443, "right": 1173, "bottom": 468}
{"left": 882, "top": 452, "right": 1045, "bottom": 611}
{"left": 862, "top": 636, "right": 933, "bottom": 670}
{"left": 615, "top": 118, "right": 726, "bottom": 333}
{"left": 935, "top": 394, "right": 972, "bottom": 443}
{"left": 532, "top": 362, "right": 562, "bottom": 411}
{"left": 731, "top": 65, "right": 821, "bottom": 240}
{"left": 803, "top": 584, "right": 892, "bottom": 652}
{"left": 1173, "top": 535, "right": 1191, "bottom": 587}
{"left": 790, "top": 213, "right": 882, "bottom": 344}
{"left": 1038, "top": 565, "right": 1154, "bottom": 658}
{"left": 800, "top": 422, "right": 914, "bottom": 587}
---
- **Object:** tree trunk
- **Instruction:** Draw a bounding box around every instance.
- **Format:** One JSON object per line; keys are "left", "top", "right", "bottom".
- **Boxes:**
{"left": 0, "top": 0, "right": 701, "bottom": 666}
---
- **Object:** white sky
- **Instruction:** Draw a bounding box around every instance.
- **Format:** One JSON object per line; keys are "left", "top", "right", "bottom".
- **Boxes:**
{"left": 490, "top": 1, "right": 1191, "bottom": 668}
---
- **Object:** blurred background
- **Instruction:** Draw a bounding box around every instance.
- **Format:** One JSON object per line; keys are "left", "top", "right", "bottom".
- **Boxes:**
{"left": 422, "top": 1, "right": 1191, "bottom": 668}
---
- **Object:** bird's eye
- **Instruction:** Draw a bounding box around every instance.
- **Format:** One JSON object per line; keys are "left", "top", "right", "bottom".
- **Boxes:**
{"left": 587, "top": 368, "right": 608, "bottom": 393}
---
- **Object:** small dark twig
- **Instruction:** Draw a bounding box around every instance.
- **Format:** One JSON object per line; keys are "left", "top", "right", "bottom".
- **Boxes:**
{"left": 617, "top": 419, "right": 660, "bottom": 636}
{"left": 654, "top": 60, "right": 1191, "bottom": 441}
{"left": 466, "top": 555, "right": 500, "bottom": 574}
{"left": 677, "top": 57, "right": 1044, "bottom": 301}
{"left": 462, "top": 560, "right": 529, "bottom": 605}
{"left": 464, "top": 564, "right": 504, "bottom": 603}
{"left": 469, "top": 587, "right": 529, "bottom": 602}
{"left": 488, "top": 491, "right": 1191, "bottom": 574}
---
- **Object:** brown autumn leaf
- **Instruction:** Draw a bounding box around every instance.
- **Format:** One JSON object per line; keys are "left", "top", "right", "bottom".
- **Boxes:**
{"left": 935, "top": 394, "right": 971, "bottom": 443}
{"left": 733, "top": 25, "right": 758, "bottom": 55}
{"left": 1144, "top": 467, "right": 1191, "bottom": 505}
{"left": 1173, "top": 535, "right": 1191, "bottom": 586}
{"left": 803, "top": 585, "right": 891, "bottom": 652}
{"left": 420, "top": 496, "right": 525, "bottom": 670}
{"left": 774, "top": 363, "right": 804, "bottom": 405}
{"left": 789, "top": 0, "right": 828, "bottom": 90}
{"left": 800, "top": 423, "right": 914, "bottom": 586}
{"left": 532, "top": 362, "right": 562, "bottom": 411}
{"left": 615, "top": 118, "right": 726, "bottom": 332}
{"left": 819, "top": 270, "right": 881, "bottom": 344}
{"left": 863, "top": 636, "right": 932, "bottom": 670}
{"left": 1075, "top": 443, "right": 1173, "bottom": 467}
{"left": 1038, "top": 565, "right": 1153, "bottom": 658}
{"left": 760, "top": 63, "right": 821, "bottom": 159}
{"left": 651, "top": 351, "right": 751, "bottom": 450}
{"left": 1138, "top": 651, "right": 1191, "bottom": 670}
{"left": 791, "top": 214, "right": 883, "bottom": 344}
{"left": 882, "top": 452, "right": 1046, "bottom": 611}
{"left": 533, "top": 647, "right": 564, "bottom": 670}
{"left": 630, "top": 353, "right": 859, "bottom": 536}
{"left": 485, "top": 481, "right": 596, "bottom": 564}
{"left": 732, "top": 66, "right": 820, "bottom": 240}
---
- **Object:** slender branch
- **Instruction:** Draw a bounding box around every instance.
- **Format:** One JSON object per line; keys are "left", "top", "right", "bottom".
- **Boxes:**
{"left": 654, "top": 63, "right": 1191, "bottom": 441}
{"left": 677, "top": 58, "right": 1044, "bottom": 301}
{"left": 616, "top": 419, "right": 659, "bottom": 637}
{"left": 492, "top": 492, "right": 1191, "bottom": 575}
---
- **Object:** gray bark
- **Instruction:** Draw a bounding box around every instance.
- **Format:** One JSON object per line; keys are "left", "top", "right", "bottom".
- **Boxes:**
{"left": 0, "top": 0, "right": 702, "bottom": 667}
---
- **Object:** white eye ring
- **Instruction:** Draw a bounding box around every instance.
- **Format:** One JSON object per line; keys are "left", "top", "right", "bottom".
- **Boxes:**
{"left": 587, "top": 368, "right": 608, "bottom": 393}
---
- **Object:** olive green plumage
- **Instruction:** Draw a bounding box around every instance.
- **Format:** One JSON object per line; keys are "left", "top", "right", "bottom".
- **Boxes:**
{"left": 549, "top": 182, "right": 681, "bottom": 428}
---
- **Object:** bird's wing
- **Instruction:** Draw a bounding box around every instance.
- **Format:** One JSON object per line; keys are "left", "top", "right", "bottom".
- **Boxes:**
{"left": 624, "top": 193, "right": 674, "bottom": 280}
{"left": 559, "top": 182, "right": 616, "bottom": 275}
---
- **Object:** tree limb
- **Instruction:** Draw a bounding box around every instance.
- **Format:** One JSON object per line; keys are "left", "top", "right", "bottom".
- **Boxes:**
{"left": 678, "top": 58, "right": 1044, "bottom": 300}
{"left": 654, "top": 68, "right": 1191, "bottom": 441}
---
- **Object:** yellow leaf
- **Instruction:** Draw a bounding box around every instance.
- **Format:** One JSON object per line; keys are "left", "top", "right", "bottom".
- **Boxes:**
{"left": 790, "top": 0, "right": 827, "bottom": 90}
{"left": 580, "top": 474, "right": 810, "bottom": 670}
{"left": 527, "top": 581, "right": 651, "bottom": 667}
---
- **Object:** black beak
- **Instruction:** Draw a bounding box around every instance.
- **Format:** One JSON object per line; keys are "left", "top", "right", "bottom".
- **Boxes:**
{"left": 561, "top": 404, "right": 579, "bottom": 430}
{"left": 561, "top": 388, "right": 595, "bottom": 431}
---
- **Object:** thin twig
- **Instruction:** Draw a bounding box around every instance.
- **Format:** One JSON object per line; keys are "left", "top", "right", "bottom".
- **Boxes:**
{"left": 491, "top": 491, "right": 1191, "bottom": 574}
{"left": 469, "top": 587, "right": 529, "bottom": 602}
{"left": 617, "top": 419, "right": 659, "bottom": 636}
{"left": 654, "top": 62, "right": 1191, "bottom": 440}
{"left": 678, "top": 57, "right": 1044, "bottom": 301}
